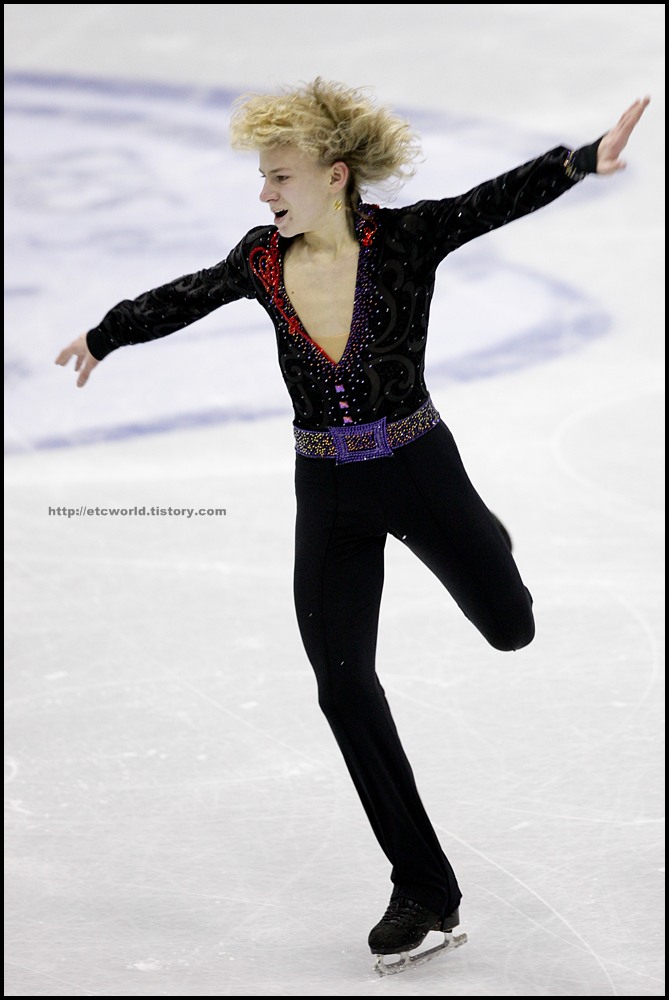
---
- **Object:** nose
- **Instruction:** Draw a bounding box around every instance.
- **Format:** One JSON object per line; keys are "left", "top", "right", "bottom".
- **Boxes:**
{"left": 259, "top": 178, "right": 276, "bottom": 204}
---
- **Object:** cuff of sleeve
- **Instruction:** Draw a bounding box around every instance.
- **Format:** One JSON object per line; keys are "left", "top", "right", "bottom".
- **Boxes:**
{"left": 563, "top": 136, "right": 604, "bottom": 180}
{"left": 86, "top": 329, "right": 112, "bottom": 361}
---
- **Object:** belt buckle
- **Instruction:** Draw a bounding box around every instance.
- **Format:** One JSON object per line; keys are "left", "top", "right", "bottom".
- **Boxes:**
{"left": 330, "top": 417, "right": 394, "bottom": 464}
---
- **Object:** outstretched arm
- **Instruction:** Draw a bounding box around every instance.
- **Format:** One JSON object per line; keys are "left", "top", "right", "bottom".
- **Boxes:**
{"left": 596, "top": 97, "right": 650, "bottom": 175}
{"left": 53, "top": 233, "right": 262, "bottom": 388}
{"left": 55, "top": 334, "right": 99, "bottom": 388}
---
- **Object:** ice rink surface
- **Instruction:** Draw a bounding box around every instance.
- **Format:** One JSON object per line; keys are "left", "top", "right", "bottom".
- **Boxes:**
{"left": 4, "top": 4, "right": 665, "bottom": 996}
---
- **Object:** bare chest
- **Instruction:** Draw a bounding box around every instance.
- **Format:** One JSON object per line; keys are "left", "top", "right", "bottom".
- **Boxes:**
{"left": 283, "top": 248, "right": 359, "bottom": 363}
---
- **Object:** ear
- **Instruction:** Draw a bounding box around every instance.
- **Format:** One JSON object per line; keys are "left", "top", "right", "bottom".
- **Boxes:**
{"left": 329, "top": 160, "right": 349, "bottom": 193}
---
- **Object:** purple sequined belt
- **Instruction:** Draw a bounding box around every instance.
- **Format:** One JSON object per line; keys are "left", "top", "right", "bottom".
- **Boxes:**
{"left": 293, "top": 397, "right": 441, "bottom": 464}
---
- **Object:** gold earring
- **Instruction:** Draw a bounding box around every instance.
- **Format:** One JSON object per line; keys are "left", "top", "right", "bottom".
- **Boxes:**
{"left": 333, "top": 198, "right": 343, "bottom": 213}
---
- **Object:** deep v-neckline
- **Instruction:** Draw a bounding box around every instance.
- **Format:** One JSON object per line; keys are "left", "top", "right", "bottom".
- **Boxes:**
{"left": 279, "top": 243, "right": 363, "bottom": 368}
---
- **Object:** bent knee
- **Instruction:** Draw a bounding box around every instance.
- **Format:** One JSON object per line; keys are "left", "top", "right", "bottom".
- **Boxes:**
{"left": 488, "top": 615, "right": 535, "bottom": 652}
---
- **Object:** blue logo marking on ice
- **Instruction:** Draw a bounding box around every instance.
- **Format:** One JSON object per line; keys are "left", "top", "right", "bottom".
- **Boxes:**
{"left": 4, "top": 72, "right": 609, "bottom": 454}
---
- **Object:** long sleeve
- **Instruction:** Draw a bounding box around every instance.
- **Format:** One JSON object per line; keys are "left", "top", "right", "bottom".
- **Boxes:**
{"left": 86, "top": 228, "right": 264, "bottom": 361}
{"left": 397, "top": 139, "right": 603, "bottom": 271}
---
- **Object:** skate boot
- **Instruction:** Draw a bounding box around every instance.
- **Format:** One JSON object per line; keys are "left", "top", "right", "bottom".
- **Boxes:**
{"left": 368, "top": 897, "right": 466, "bottom": 976}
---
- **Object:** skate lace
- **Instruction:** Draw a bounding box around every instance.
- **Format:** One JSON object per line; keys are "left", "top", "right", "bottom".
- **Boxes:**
{"left": 380, "top": 897, "right": 432, "bottom": 929}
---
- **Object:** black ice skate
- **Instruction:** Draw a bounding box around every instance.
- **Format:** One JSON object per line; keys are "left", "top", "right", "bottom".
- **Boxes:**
{"left": 368, "top": 897, "right": 467, "bottom": 975}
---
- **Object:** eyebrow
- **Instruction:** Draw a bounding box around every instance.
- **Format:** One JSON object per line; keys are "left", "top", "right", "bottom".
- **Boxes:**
{"left": 259, "top": 167, "right": 291, "bottom": 176}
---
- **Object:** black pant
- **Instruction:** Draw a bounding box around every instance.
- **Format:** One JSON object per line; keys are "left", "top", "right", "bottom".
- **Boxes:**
{"left": 293, "top": 421, "right": 535, "bottom": 917}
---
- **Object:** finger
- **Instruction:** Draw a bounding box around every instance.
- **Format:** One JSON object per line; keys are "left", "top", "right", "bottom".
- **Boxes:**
{"left": 77, "top": 362, "right": 95, "bottom": 388}
{"left": 55, "top": 347, "right": 73, "bottom": 366}
{"left": 622, "top": 97, "right": 650, "bottom": 126}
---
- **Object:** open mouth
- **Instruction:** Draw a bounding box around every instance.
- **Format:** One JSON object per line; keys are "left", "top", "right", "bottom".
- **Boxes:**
{"left": 274, "top": 210, "right": 288, "bottom": 220}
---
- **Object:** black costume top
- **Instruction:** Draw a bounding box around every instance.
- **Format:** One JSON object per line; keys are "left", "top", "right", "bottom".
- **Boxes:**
{"left": 86, "top": 142, "right": 599, "bottom": 431}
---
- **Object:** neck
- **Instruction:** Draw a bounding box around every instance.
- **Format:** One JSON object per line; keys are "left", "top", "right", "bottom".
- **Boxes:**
{"left": 300, "top": 212, "right": 356, "bottom": 257}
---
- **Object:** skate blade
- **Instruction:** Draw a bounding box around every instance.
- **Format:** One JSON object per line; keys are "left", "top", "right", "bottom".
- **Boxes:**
{"left": 373, "top": 929, "right": 467, "bottom": 976}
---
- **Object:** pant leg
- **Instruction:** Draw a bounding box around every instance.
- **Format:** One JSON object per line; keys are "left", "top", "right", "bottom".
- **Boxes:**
{"left": 293, "top": 454, "right": 461, "bottom": 917}
{"left": 387, "top": 421, "right": 535, "bottom": 651}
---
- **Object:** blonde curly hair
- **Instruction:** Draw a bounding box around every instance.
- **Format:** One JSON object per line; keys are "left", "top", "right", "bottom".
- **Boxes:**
{"left": 228, "top": 78, "right": 422, "bottom": 206}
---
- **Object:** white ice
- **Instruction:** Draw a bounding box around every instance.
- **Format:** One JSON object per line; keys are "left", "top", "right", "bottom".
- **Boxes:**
{"left": 4, "top": 4, "right": 665, "bottom": 996}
